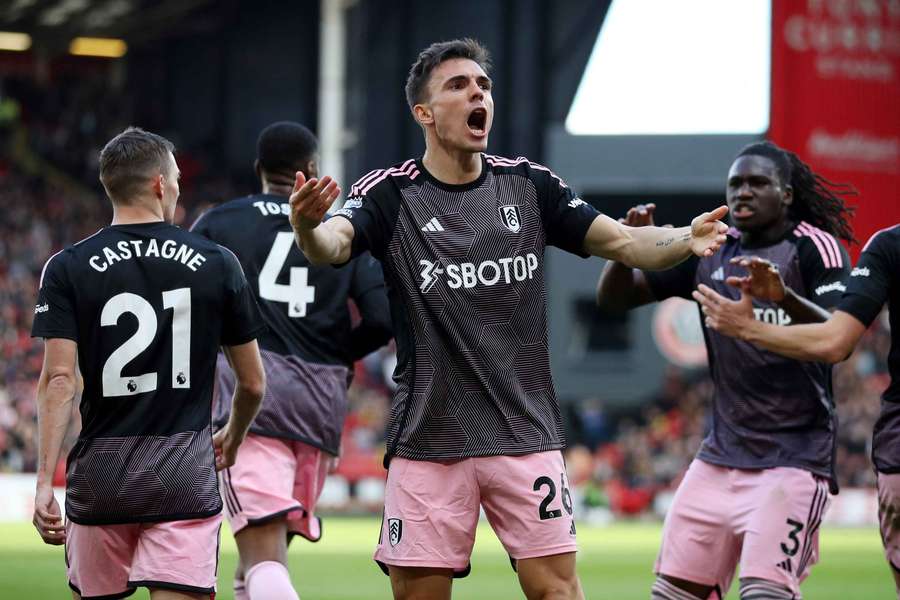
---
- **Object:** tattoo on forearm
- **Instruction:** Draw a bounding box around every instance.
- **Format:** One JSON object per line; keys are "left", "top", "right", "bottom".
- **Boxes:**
{"left": 656, "top": 232, "right": 691, "bottom": 247}
{"left": 656, "top": 237, "right": 674, "bottom": 247}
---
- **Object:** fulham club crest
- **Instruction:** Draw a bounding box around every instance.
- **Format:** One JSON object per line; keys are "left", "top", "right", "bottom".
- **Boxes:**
{"left": 499, "top": 205, "right": 522, "bottom": 233}
{"left": 388, "top": 518, "right": 403, "bottom": 547}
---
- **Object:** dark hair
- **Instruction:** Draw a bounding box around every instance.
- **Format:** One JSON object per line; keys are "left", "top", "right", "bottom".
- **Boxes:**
{"left": 405, "top": 38, "right": 491, "bottom": 110}
{"left": 99, "top": 127, "right": 175, "bottom": 203}
{"left": 736, "top": 141, "right": 857, "bottom": 243}
{"left": 257, "top": 121, "right": 318, "bottom": 175}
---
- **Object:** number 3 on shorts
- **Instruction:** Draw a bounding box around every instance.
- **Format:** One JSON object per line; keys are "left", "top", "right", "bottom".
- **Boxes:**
{"left": 533, "top": 472, "right": 574, "bottom": 521}
{"left": 780, "top": 518, "right": 804, "bottom": 556}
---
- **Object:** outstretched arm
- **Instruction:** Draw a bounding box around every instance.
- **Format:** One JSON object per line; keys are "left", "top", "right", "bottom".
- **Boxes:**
{"left": 584, "top": 205, "right": 728, "bottom": 270}
{"left": 693, "top": 284, "right": 867, "bottom": 363}
{"left": 595, "top": 203, "right": 659, "bottom": 313}
{"left": 288, "top": 171, "right": 353, "bottom": 265}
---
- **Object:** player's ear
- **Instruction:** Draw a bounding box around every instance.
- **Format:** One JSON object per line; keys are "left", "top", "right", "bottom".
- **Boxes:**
{"left": 254, "top": 159, "right": 262, "bottom": 181}
{"left": 414, "top": 103, "right": 434, "bottom": 127}
{"left": 783, "top": 184, "right": 793, "bottom": 207}
{"left": 306, "top": 159, "right": 318, "bottom": 179}
{"left": 152, "top": 173, "right": 165, "bottom": 200}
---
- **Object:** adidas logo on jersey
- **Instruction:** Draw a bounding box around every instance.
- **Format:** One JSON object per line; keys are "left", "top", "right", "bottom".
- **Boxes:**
{"left": 711, "top": 266, "right": 725, "bottom": 281}
{"left": 421, "top": 217, "right": 445, "bottom": 232}
{"left": 419, "top": 253, "right": 539, "bottom": 292}
{"left": 776, "top": 558, "right": 793, "bottom": 573}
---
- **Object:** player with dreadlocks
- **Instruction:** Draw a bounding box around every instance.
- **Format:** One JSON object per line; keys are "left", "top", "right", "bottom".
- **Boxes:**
{"left": 596, "top": 141, "right": 855, "bottom": 600}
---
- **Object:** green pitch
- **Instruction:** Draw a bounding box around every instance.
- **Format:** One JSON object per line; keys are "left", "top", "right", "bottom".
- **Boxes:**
{"left": 0, "top": 519, "right": 892, "bottom": 599}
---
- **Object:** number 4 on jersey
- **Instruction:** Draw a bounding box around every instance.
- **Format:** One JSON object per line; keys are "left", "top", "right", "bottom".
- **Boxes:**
{"left": 259, "top": 232, "right": 316, "bottom": 317}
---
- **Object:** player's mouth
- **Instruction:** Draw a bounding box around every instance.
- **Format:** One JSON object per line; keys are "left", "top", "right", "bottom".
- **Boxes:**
{"left": 466, "top": 108, "right": 488, "bottom": 138}
{"left": 731, "top": 203, "right": 756, "bottom": 220}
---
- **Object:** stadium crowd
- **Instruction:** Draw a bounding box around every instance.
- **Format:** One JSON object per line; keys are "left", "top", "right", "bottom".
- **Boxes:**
{"left": 0, "top": 75, "right": 888, "bottom": 515}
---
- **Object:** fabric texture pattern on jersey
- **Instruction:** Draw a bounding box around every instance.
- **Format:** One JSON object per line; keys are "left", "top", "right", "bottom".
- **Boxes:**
{"left": 219, "top": 433, "right": 329, "bottom": 541}
{"left": 656, "top": 459, "right": 830, "bottom": 598}
{"left": 645, "top": 224, "right": 850, "bottom": 490}
{"left": 839, "top": 225, "right": 900, "bottom": 473}
{"left": 31, "top": 223, "right": 265, "bottom": 524}
{"left": 877, "top": 473, "right": 900, "bottom": 577}
{"left": 334, "top": 155, "right": 601, "bottom": 463}
{"left": 65, "top": 513, "right": 222, "bottom": 599}
{"left": 374, "top": 451, "right": 577, "bottom": 574}
{"left": 192, "top": 193, "right": 388, "bottom": 450}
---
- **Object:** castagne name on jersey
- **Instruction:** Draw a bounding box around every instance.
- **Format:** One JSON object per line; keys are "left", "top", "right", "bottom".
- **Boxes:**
{"left": 88, "top": 239, "right": 208, "bottom": 273}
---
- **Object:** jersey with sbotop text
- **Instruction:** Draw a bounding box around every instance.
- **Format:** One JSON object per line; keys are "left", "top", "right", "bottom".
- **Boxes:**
{"left": 646, "top": 223, "right": 850, "bottom": 489}
{"left": 839, "top": 224, "right": 900, "bottom": 472}
{"left": 334, "top": 154, "right": 601, "bottom": 463}
{"left": 191, "top": 194, "right": 390, "bottom": 453}
{"left": 31, "top": 222, "right": 265, "bottom": 525}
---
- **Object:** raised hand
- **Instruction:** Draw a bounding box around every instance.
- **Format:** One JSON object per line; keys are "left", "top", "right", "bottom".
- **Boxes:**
{"left": 726, "top": 256, "right": 786, "bottom": 303}
{"left": 288, "top": 171, "right": 341, "bottom": 233}
{"left": 620, "top": 203, "right": 658, "bottom": 227}
{"left": 689, "top": 205, "right": 729, "bottom": 257}
{"left": 33, "top": 485, "right": 65, "bottom": 545}
{"left": 692, "top": 282, "right": 754, "bottom": 339}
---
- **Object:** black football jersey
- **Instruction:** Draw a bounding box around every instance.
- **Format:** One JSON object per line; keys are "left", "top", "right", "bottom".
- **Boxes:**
{"left": 646, "top": 223, "right": 850, "bottom": 490}
{"left": 334, "top": 154, "right": 601, "bottom": 463}
{"left": 191, "top": 194, "right": 390, "bottom": 450}
{"left": 31, "top": 222, "right": 265, "bottom": 524}
{"left": 839, "top": 224, "right": 900, "bottom": 472}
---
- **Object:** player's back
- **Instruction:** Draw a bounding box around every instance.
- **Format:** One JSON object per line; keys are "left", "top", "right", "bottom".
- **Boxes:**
{"left": 34, "top": 222, "right": 262, "bottom": 524}
{"left": 192, "top": 194, "right": 362, "bottom": 365}
{"left": 192, "top": 194, "right": 384, "bottom": 453}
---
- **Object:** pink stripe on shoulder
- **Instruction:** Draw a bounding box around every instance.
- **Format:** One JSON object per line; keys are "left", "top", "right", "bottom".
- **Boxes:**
{"left": 795, "top": 222, "right": 840, "bottom": 268}
{"left": 360, "top": 160, "right": 418, "bottom": 196}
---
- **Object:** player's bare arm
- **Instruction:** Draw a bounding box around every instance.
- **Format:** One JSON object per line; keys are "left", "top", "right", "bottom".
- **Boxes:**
{"left": 288, "top": 171, "right": 352, "bottom": 265}
{"left": 585, "top": 205, "right": 728, "bottom": 271}
{"left": 725, "top": 255, "right": 832, "bottom": 323}
{"left": 214, "top": 340, "right": 265, "bottom": 471}
{"left": 595, "top": 203, "right": 659, "bottom": 313}
{"left": 693, "top": 284, "right": 866, "bottom": 363}
{"left": 33, "top": 338, "right": 77, "bottom": 546}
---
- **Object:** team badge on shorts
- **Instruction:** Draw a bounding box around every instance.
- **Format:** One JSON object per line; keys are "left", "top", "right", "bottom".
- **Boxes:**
{"left": 388, "top": 518, "right": 403, "bottom": 546}
{"left": 499, "top": 205, "right": 522, "bottom": 233}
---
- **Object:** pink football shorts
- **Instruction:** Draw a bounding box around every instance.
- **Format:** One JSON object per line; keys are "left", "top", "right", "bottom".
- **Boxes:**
{"left": 65, "top": 513, "right": 222, "bottom": 599}
{"left": 219, "top": 433, "right": 330, "bottom": 541}
{"left": 656, "top": 459, "right": 831, "bottom": 598}
{"left": 877, "top": 472, "right": 900, "bottom": 579}
{"left": 374, "top": 450, "right": 577, "bottom": 575}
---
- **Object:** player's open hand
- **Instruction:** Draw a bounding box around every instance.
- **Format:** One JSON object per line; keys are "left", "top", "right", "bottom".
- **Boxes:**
{"left": 288, "top": 171, "right": 341, "bottom": 233}
{"left": 692, "top": 283, "right": 753, "bottom": 339}
{"left": 727, "top": 256, "right": 786, "bottom": 303}
{"left": 33, "top": 485, "right": 65, "bottom": 545}
{"left": 212, "top": 426, "right": 242, "bottom": 471}
{"left": 689, "top": 205, "right": 729, "bottom": 257}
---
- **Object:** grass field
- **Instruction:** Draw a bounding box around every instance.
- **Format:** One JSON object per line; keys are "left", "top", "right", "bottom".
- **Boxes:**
{"left": 0, "top": 519, "right": 893, "bottom": 599}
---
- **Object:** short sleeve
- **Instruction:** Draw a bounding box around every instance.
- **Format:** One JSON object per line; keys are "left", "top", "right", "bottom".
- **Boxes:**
{"left": 219, "top": 247, "right": 267, "bottom": 346}
{"left": 797, "top": 235, "right": 852, "bottom": 310}
{"left": 839, "top": 229, "right": 895, "bottom": 327}
{"left": 536, "top": 167, "right": 602, "bottom": 257}
{"left": 644, "top": 256, "right": 700, "bottom": 301}
{"left": 331, "top": 184, "right": 397, "bottom": 261}
{"left": 31, "top": 251, "right": 78, "bottom": 341}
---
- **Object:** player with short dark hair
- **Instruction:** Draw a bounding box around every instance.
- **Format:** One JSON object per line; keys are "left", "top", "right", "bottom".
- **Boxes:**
{"left": 696, "top": 222, "right": 900, "bottom": 593}
{"left": 191, "top": 121, "right": 392, "bottom": 600}
{"left": 31, "top": 127, "right": 266, "bottom": 600}
{"left": 287, "top": 38, "right": 728, "bottom": 599}
{"left": 596, "top": 141, "right": 855, "bottom": 600}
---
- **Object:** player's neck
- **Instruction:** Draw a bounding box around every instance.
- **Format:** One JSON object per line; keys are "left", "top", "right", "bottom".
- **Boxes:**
{"left": 421, "top": 143, "right": 482, "bottom": 185}
{"left": 261, "top": 182, "right": 292, "bottom": 197}
{"left": 110, "top": 202, "right": 166, "bottom": 226}
{"left": 741, "top": 218, "right": 793, "bottom": 248}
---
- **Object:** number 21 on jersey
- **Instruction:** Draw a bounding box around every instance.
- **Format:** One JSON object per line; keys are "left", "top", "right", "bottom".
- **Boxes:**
{"left": 259, "top": 231, "right": 316, "bottom": 318}
{"left": 101, "top": 288, "right": 191, "bottom": 397}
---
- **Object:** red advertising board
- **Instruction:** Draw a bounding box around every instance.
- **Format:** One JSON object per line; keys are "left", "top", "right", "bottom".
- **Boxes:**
{"left": 770, "top": 0, "right": 900, "bottom": 258}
